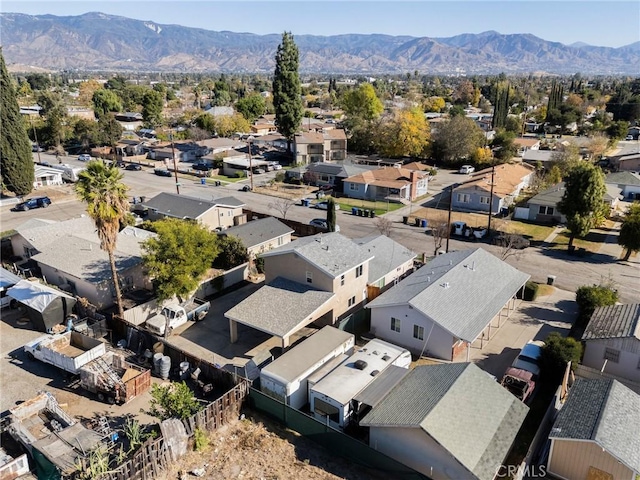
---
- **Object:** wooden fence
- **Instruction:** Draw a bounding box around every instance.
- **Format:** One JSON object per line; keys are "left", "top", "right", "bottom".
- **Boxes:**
{"left": 87, "top": 381, "right": 249, "bottom": 480}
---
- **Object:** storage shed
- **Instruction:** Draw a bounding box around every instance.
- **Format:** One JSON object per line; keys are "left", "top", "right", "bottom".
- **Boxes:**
{"left": 7, "top": 280, "right": 76, "bottom": 332}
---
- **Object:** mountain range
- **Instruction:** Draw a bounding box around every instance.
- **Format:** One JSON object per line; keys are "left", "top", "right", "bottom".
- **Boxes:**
{"left": 2, "top": 12, "right": 639, "bottom": 75}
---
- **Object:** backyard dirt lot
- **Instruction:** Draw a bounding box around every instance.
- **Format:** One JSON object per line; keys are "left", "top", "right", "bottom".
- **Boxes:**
{"left": 158, "top": 412, "right": 386, "bottom": 480}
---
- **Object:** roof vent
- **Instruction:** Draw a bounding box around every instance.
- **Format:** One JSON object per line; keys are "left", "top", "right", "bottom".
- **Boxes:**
{"left": 370, "top": 370, "right": 380, "bottom": 376}
{"left": 382, "top": 355, "right": 391, "bottom": 361}
{"left": 441, "top": 282, "right": 450, "bottom": 289}
{"left": 354, "top": 360, "right": 368, "bottom": 370}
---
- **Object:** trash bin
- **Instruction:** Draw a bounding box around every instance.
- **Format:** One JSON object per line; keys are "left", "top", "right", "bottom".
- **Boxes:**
{"left": 403, "top": 216, "right": 409, "bottom": 224}
{"left": 302, "top": 199, "right": 309, "bottom": 207}
{"left": 363, "top": 209, "right": 369, "bottom": 217}
{"left": 215, "top": 180, "right": 221, "bottom": 186}
{"left": 547, "top": 275, "right": 556, "bottom": 286}
{"left": 370, "top": 210, "right": 375, "bottom": 218}
{"left": 200, "top": 178, "right": 206, "bottom": 185}
{"left": 421, "top": 219, "right": 427, "bottom": 228}
{"left": 415, "top": 218, "right": 421, "bottom": 227}
{"left": 352, "top": 207, "right": 357, "bottom": 215}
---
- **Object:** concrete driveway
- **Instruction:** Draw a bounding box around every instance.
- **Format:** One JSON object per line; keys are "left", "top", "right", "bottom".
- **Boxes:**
{"left": 469, "top": 287, "right": 576, "bottom": 379}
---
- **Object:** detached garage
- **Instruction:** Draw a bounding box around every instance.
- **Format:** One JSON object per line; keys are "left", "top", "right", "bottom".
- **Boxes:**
{"left": 7, "top": 280, "right": 76, "bottom": 332}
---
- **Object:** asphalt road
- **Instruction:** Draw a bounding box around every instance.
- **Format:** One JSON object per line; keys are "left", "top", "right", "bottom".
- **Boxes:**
{"left": 3, "top": 156, "right": 638, "bottom": 303}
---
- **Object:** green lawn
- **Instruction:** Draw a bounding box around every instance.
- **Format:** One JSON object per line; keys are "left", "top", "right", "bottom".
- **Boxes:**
{"left": 550, "top": 231, "right": 600, "bottom": 252}
{"left": 496, "top": 221, "right": 555, "bottom": 242}
{"left": 332, "top": 197, "right": 404, "bottom": 215}
{"left": 210, "top": 175, "right": 244, "bottom": 184}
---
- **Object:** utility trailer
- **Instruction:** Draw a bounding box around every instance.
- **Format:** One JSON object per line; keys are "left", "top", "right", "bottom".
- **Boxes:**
{"left": 24, "top": 331, "right": 106, "bottom": 375}
{"left": 79, "top": 351, "right": 151, "bottom": 404}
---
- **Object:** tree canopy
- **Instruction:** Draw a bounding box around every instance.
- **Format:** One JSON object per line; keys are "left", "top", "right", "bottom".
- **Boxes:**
{"left": 142, "top": 89, "right": 164, "bottom": 128}
{"left": 272, "top": 32, "right": 303, "bottom": 151}
{"left": 557, "top": 163, "right": 606, "bottom": 249}
{"left": 142, "top": 218, "right": 220, "bottom": 302}
{"left": 376, "top": 107, "right": 430, "bottom": 158}
{"left": 92, "top": 89, "right": 123, "bottom": 118}
{"left": 341, "top": 83, "right": 384, "bottom": 121}
{"left": 430, "top": 115, "right": 485, "bottom": 165}
{"left": 618, "top": 203, "right": 640, "bottom": 261}
{"left": 236, "top": 93, "right": 266, "bottom": 123}
{"left": 0, "top": 48, "right": 34, "bottom": 196}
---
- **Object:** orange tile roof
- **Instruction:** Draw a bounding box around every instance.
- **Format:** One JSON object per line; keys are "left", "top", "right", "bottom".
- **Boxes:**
{"left": 513, "top": 137, "right": 540, "bottom": 148}
{"left": 345, "top": 166, "right": 426, "bottom": 188}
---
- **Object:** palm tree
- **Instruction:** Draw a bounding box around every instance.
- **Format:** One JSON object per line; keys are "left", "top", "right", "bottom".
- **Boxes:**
{"left": 75, "top": 161, "right": 130, "bottom": 317}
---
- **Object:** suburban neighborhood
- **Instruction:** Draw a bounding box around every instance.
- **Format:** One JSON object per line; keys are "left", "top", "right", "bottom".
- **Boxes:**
{"left": 1, "top": 8, "right": 640, "bottom": 480}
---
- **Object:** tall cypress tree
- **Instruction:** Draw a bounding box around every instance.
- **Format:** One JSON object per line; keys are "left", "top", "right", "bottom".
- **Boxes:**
{"left": 0, "top": 48, "right": 34, "bottom": 196}
{"left": 273, "top": 32, "right": 303, "bottom": 154}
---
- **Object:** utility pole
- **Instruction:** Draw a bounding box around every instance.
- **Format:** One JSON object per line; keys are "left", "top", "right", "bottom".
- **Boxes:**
{"left": 487, "top": 165, "right": 496, "bottom": 235}
{"left": 29, "top": 115, "right": 42, "bottom": 164}
{"left": 446, "top": 184, "right": 453, "bottom": 253}
{"left": 170, "top": 131, "right": 180, "bottom": 195}
{"left": 248, "top": 136, "right": 254, "bottom": 191}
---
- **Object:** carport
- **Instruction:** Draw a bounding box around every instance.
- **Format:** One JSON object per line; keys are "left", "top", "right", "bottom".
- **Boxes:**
{"left": 225, "top": 277, "right": 335, "bottom": 350}
{"left": 7, "top": 280, "right": 76, "bottom": 332}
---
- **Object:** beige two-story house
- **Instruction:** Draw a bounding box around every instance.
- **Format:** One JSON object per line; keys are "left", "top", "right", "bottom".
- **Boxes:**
{"left": 293, "top": 129, "right": 347, "bottom": 165}
{"left": 225, "top": 233, "right": 374, "bottom": 349}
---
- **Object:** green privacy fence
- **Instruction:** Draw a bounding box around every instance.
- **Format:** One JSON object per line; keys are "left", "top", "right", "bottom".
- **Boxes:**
{"left": 248, "top": 388, "right": 430, "bottom": 480}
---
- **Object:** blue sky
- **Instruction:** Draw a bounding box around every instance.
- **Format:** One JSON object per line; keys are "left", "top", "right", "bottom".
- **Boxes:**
{"left": 4, "top": 1, "right": 640, "bottom": 48}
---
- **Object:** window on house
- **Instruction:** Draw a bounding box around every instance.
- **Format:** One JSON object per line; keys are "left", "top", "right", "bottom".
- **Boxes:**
{"left": 314, "top": 398, "right": 339, "bottom": 424}
{"left": 391, "top": 317, "right": 401, "bottom": 333}
{"left": 538, "top": 206, "right": 554, "bottom": 215}
{"left": 604, "top": 348, "right": 620, "bottom": 363}
{"left": 413, "top": 325, "right": 424, "bottom": 340}
{"left": 349, "top": 183, "right": 358, "bottom": 191}
{"left": 278, "top": 237, "right": 284, "bottom": 246}
{"left": 306, "top": 271, "right": 313, "bottom": 284}
{"left": 348, "top": 296, "right": 356, "bottom": 307}
{"left": 340, "top": 275, "right": 345, "bottom": 286}
{"left": 480, "top": 196, "right": 490, "bottom": 205}
{"left": 457, "top": 193, "right": 470, "bottom": 203}
{"left": 355, "top": 265, "right": 363, "bottom": 278}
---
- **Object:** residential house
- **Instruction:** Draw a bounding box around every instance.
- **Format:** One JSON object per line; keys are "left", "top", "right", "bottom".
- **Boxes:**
{"left": 117, "top": 139, "right": 148, "bottom": 157}
{"left": 10, "top": 217, "right": 154, "bottom": 309}
{"left": 33, "top": 166, "right": 64, "bottom": 188}
{"left": 114, "top": 112, "right": 143, "bottom": 131}
{"left": 581, "top": 304, "right": 640, "bottom": 385}
{"left": 141, "top": 192, "right": 246, "bottom": 230}
{"left": 522, "top": 149, "right": 555, "bottom": 170}
{"left": 367, "top": 248, "right": 529, "bottom": 361}
{"left": 452, "top": 163, "right": 535, "bottom": 214}
{"left": 221, "top": 217, "right": 293, "bottom": 258}
{"left": 605, "top": 171, "right": 640, "bottom": 201}
{"left": 526, "top": 182, "right": 622, "bottom": 224}
{"left": 196, "top": 137, "right": 245, "bottom": 156}
{"left": 302, "top": 162, "right": 377, "bottom": 194}
{"left": 513, "top": 137, "right": 541, "bottom": 156}
{"left": 204, "top": 106, "right": 234, "bottom": 117}
{"left": 343, "top": 167, "right": 428, "bottom": 202}
{"left": 293, "top": 129, "right": 347, "bottom": 164}
{"left": 147, "top": 141, "right": 206, "bottom": 162}
{"left": 612, "top": 152, "right": 640, "bottom": 172}
{"left": 361, "top": 363, "right": 528, "bottom": 480}
{"left": 547, "top": 378, "right": 640, "bottom": 480}
{"left": 225, "top": 233, "right": 375, "bottom": 348}
{"left": 353, "top": 235, "right": 415, "bottom": 294}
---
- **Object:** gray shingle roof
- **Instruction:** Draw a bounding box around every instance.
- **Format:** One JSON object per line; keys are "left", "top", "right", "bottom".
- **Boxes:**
{"left": 367, "top": 248, "right": 530, "bottom": 342}
{"left": 353, "top": 365, "right": 409, "bottom": 409}
{"left": 142, "top": 193, "right": 244, "bottom": 219}
{"left": 224, "top": 277, "right": 335, "bottom": 338}
{"left": 582, "top": 304, "right": 640, "bottom": 341}
{"left": 223, "top": 217, "right": 293, "bottom": 249}
{"left": 261, "top": 233, "right": 374, "bottom": 278}
{"left": 549, "top": 379, "right": 640, "bottom": 472}
{"left": 361, "top": 363, "right": 528, "bottom": 480}
{"left": 354, "top": 235, "right": 416, "bottom": 284}
{"left": 15, "top": 217, "right": 96, "bottom": 251}
{"left": 527, "top": 182, "right": 565, "bottom": 207}
{"left": 606, "top": 171, "right": 640, "bottom": 186}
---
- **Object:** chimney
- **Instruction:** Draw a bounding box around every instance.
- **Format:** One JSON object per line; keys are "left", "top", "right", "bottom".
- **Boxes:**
{"left": 410, "top": 171, "right": 419, "bottom": 201}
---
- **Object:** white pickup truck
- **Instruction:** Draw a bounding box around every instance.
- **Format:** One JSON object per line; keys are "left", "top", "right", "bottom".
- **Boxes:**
{"left": 145, "top": 297, "right": 210, "bottom": 336}
{"left": 24, "top": 331, "right": 107, "bottom": 375}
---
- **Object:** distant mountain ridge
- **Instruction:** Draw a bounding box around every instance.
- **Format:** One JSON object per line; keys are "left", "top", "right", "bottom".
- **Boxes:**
{"left": 2, "top": 12, "right": 639, "bottom": 74}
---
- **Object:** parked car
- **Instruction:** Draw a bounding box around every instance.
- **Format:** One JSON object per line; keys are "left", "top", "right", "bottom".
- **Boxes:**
{"left": 113, "top": 160, "right": 126, "bottom": 168}
{"left": 154, "top": 168, "right": 173, "bottom": 177}
{"left": 12, "top": 196, "right": 52, "bottom": 211}
{"left": 318, "top": 184, "right": 334, "bottom": 191}
{"left": 511, "top": 340, "right": 545, "bottom": 377}
{"left": 309, "top": 218, "right": 340, "bottom": 232}
{"left": 501, "top": 367, "right": 536, "bottom": 403}
{"left": 314, "top": 200, "right": 340, "bottom": 211}
{"left": 491, "top": 233, "right": 530, "bottom": 249}
{"left": 459, "top": 165, "right": 475, "bottom": 174}
{"left": 192, "top": 163, "right": 212, "bottom": 171}
{"left": 78, "top": 154, "right": 91, "bottom": 162}
{"left": 125, "top": 164, "right": 142, "bottom": 171}
{"left": 271, "top": 163, "right": 283, "bottom": 170}
{"left": 252, "top": 168, "right": 266, "bottom": 174}
{"left": 240, "top": 185, "right": 252, "bottom": 192}
{"left": 31, "top": 144, "right": 44, "bottom": 152}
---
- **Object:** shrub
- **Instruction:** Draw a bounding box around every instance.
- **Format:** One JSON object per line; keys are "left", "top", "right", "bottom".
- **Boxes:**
{"left": 235, "top": 170, "right": 245, "bottom": 178}
{"left": 518, "top": 281, "right": 539, "bottom": 301}
{"left": 275, "top": 171, "right": 285, "bottom": 182}
{"left": 540, "top": 332, "right": 583, "bottom": 381}
{"left": 575, "top": 283, "right": 618, "bottom": 324}
{"left": 193, "top": 427, "right": 208, "bottom": 451}
{"left": 145, "top": 382, "right": 201, "bottom": 420}
{"left": 254, "top": 256, "right": 265, "bottom": 274}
